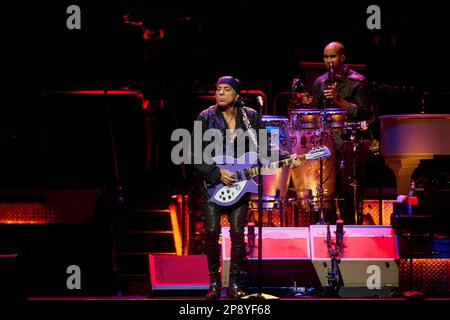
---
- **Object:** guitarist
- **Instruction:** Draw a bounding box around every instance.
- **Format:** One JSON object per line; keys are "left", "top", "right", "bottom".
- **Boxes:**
{"left": 192, "top": 76, "right": 301, "bottom": 299}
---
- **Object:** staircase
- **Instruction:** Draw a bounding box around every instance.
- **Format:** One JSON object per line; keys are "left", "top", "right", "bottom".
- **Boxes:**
{"left": 118, "top": 192, "right": 182, "bottom": 296}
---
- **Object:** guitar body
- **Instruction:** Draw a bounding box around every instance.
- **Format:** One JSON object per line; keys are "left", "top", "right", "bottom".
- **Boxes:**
{"left": 206, "top": 152, "right": 260, "bottom": 206}
{"left": 206, "top": 147, "right": 331, "bottom": 206}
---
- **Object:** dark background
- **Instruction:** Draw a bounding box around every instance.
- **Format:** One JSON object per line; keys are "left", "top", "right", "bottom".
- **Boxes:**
{"left": 1, "top": 0, "right": 449, "bottom": 298}
{"left": 2, "top": 0, "right": 449, "bottom": 188}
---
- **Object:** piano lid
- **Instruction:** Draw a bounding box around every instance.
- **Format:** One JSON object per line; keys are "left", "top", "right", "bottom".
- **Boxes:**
{"left": 379, "top": 114, "right": 450, "bottom": 156}
{"left": 379, "top": 114, "right": 450, "bottom": 120}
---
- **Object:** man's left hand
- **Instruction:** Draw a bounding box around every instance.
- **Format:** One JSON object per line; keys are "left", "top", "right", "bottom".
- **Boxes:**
{"left": 290, "top": 154, "right": 302, "bottom": 169}
{"left": 323, "top": 82, "right": 339, "bottom": 102}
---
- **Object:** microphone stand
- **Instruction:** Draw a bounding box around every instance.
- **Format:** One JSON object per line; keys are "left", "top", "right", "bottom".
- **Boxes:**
{"left": 352, "top": 137, "right": 360, "bottom": 224}
{"left": 104, "top": 89, "right": 126, "bottom": 296}
{"left": 318, "top": 61, "right": 335, "bottom": 224}
{"left": 324, "top": 220, "right": 344, "bottom": 297}
{"left": 242, "top": 96, "right": 278, "bottom": 300}
{"left": 318, "top": 113, "right": 326, "bottom": 225}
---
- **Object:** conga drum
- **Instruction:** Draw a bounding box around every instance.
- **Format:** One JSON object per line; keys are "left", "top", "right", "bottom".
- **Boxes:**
{"left": 325, "top": 108, "right": 347, "bottom": 132}
{"left": 289, "top": 108, "right": 322, "bottom": 130}
{"left": 288, "top": 109, "right": 337, "bottom": 206}
{"left": 249, "top": 115, "right": 292, "bottom": 206}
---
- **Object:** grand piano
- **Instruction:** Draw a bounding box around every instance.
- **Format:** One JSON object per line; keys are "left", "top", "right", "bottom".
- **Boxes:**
{"left": 379, "top": 114, "right": 450, "bottom": 195}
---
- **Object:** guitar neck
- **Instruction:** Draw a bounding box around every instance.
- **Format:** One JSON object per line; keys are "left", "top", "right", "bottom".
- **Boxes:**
{"left": 249, "top": 154, "right": 306, "bottom": 177}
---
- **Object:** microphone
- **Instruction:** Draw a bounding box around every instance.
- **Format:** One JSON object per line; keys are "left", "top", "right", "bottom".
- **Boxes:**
{"left": 256, "top": 95, "right": 264, "bottom": 115}
{"left": 324, "top": 61, "right": 335, "bottom": 108}
{"left": 328, "top": 60, "right": 335, "bottom": 82}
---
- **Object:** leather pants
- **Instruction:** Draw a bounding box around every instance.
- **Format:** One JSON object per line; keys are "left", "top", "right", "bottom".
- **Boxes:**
{"left": 203, "top": 195, "right": 248, "bottom": 285}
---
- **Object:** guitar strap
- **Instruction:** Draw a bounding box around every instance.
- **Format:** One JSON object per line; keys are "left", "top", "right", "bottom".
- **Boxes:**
{"left": 240, "top": 107, "right": 259, "bottom": 151}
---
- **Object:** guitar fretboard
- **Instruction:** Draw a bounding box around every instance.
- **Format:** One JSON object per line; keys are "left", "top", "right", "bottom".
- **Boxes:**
{"left": 247, "top": 154, "right": 307, "bottom": 177}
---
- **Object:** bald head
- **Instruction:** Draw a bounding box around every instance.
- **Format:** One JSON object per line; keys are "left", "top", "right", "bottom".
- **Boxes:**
{"left": 324, "top": 42, "right": 345, "bottom": 55}
{"left": 323, "top": 41, "right": 346, "bottom": 71}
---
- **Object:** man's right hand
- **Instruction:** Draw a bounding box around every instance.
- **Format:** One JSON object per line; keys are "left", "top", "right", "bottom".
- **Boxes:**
{"left": 300, "top": 92, "right": 312, "bottom": 105}
{"left": 220, "top": 169, "right": 235, "bottom": 185}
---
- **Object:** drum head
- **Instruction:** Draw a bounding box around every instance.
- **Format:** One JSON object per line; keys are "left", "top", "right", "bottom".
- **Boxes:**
{"left": 325, "top": 108, "right": 346, "bottom": 129}
{"left": 289, "top": 108, "right": 322, "bottom": 129}
{"left": 290, "top": 108, "right": 322, "bottom": 115}
{"left": 257, "top": 115, "right": 292, "bottom": 200}
{"left": 261, "top": 115, "right": 289, "bottom": 123}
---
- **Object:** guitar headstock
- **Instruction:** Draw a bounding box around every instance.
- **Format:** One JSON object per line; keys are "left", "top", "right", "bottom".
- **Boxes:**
{"left": 304, "top": 146, "right": 331, "bottom": 160}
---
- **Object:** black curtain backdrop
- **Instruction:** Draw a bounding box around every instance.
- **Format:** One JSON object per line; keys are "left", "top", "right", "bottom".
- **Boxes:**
{"left": 2, "top": 0, "right": 449, "bottom": 186}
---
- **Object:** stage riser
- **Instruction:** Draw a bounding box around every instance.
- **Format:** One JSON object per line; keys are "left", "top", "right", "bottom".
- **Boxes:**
{"left": 221, "top": 226, "right": 399, "bottom": 296}
{"left": 145, "top": 254, "right": 450, "bottom": 297}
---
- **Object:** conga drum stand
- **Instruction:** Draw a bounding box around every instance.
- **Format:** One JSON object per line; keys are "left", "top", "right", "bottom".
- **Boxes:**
{"left": 317, "top": 108, "right": 328, "bottom": 225}
{"left": 348, "top": 128, "right": 363, "bottom": 225}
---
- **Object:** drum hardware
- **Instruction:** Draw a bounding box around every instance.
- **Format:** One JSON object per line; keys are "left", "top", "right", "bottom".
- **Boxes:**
{"left": 248, "top": 207, "right": 277, "bottom": 227}
{"left": 367, "top": 123, "right": 380, "bottom": 156}
{"left": 350, "top": 138, "right": 363, "bottom": 224}
{"left": 248, "top": 193, "right": 284, "bottom": 227}
{"left": 317, "top": 108, "right": 327, "bottom": 224}
{"left": 284, "top": 197, "right": 299, "bottom": 227}
{"left": 334, "top": 194, "right": 343, "bottom": 223}
{"left": 369, "top": 139, "right": 380, "bottom": 156}
{"left": 304, "top": 189, "right": 316, "bottom": 226}
{"left": 345, "top": 120, "right": 368, "bottom": 132}
{"left": 278, "top": 197, "right": 300, "bottom": 227}
{"left": 274, "top": 189, "right": 284, "bottom": 227}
